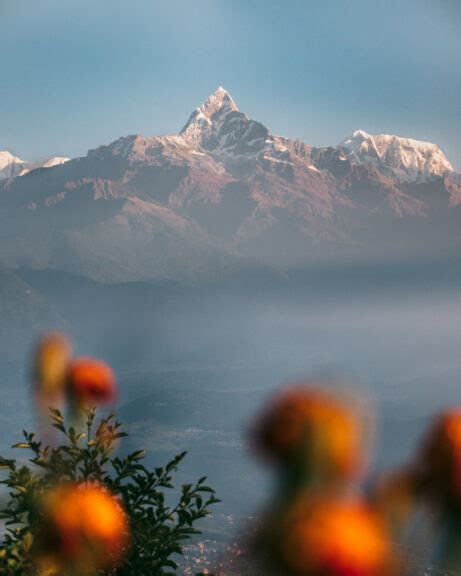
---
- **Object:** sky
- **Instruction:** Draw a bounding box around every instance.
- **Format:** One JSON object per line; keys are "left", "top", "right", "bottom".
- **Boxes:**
{"left": 1, "top": 0, "right": 460, "bottom": 168}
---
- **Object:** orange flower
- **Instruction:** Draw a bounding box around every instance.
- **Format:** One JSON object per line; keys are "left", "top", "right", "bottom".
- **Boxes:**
{"left": 39, "top": 483, "right": 129, "bottom": 572}
{"left": 415, "top": 408, "right": 461, "bottom": 509}
{"left": 33, "top": 332, "right": 72, "bottom": 406}
{"left": 67, "top": 357, "right": 117, "bottom": 405}
{"left": 253, "top": 386, "right": 364, "bottom": 482}
{"left": 281, "top": 497, "right": 393, "bottom": 576}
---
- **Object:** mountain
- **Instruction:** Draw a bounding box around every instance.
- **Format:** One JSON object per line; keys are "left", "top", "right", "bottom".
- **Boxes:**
{"left": 0, "top": 151, "right": 27, "bottom": 179}
{"left": 0, "top": 87, "right": 460, "bottom": 282}
{"left": 338, "top": 129, "right": 453, "bottom": 183}
{"left": 0, "top": 151, "right": 70, "bottom": 179}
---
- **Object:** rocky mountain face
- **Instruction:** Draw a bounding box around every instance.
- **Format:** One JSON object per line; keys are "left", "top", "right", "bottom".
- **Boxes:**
{"left": 0, "top": 87, "right": 460, "bottom": 282}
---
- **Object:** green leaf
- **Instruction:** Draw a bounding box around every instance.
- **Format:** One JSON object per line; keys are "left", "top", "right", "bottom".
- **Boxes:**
{"left": 196, "top": 486, "right": 215, "bottom": 493}
{"left": 130, "top": 450, "right": 146, "bottom": 461}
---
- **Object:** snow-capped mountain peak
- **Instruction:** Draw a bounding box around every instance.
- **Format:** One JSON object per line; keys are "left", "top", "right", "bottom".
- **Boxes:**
{"left": 200, "top": 86, "right": 238, "bottom": 116}
{"left": 338, "top": 129, "right": 454, "bottom": 182}
{"left": 0, "top": 151, "right": 21, "bottom": 170}
{"left": 180, "top": 86, "right": 239, "bottom": 147}
{"left": 0, "top": 150, "right": 27, "bottom": 179}
{"left": 180, "top": 87, "right": 270, "bottom": 169}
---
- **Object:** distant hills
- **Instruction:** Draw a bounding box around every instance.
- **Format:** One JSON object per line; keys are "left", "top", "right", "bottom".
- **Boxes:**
{"left": 1, "top": 87, "right": 460, "bottom": 282}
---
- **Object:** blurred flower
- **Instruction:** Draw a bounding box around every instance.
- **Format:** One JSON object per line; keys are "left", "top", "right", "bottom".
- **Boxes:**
{"left": 67, "top": 357, "right": 117, "bottom": 406}
{"left": 33, "top": 332, "right": 72, "bottom": 408}
{"left": 412, "top": 408, "right": 461, "bottom": 511}
{"left": 38, "top": 483, "right": 129, "bottom": 573}
{"left": 252, "top": 386, "right": 365, "bottom": 484}
{"left": 280, "top": 496, "right": 393, "bottom": 576}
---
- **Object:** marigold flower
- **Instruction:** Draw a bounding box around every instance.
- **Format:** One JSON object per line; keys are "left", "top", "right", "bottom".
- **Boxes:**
{"left": 33, "top": 332, "right": 72, "bottom": 406}
{"left": 39, "top": 483, "right": 129, "bottom": 572}
{"left": 67, "top": 357, "right": 117, "bottom": 405}
{"left": 253, "top": 386, "right": 364, "bottom": 482}
{"left": 281, "top": 497, "right": 393, "bottom": 576}
{"left": 414, "top": 408, "right": 461, "bottom": 509}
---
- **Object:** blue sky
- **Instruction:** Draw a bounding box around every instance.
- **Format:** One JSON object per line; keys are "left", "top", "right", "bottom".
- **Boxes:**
{"left": 1, "top": 0, "right": 460, "bottom": 168}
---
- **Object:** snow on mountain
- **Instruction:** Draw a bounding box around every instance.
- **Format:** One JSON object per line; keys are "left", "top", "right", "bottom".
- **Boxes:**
{"left": 0, "top": 151, "right": 70, "bottom": 179}
{"left": 38, "top": 156, "right": 70, "bottom": 169}
{"left": 19, "top": 156, "right": 70, "bottom": 176}
{"left": 180, "top": 87, "right": 270, "bottom": 170}
{"left": 0, "top": 151, "right": 27, "bottom": 179}
{"left": 180, "top": 86, "right": 238, "bottom": 146}
{"left": 338, "top": 129, "right": 454, "bottom": 183}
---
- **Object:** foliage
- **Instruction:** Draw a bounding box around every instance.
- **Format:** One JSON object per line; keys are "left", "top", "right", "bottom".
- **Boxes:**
{"left": 0, "top": 408, "right": 219, "bottom": 575}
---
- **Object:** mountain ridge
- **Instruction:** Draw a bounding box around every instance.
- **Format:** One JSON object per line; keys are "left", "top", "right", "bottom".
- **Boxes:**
{"left": 0, "top": 87, "right": 460, "bottom": 282}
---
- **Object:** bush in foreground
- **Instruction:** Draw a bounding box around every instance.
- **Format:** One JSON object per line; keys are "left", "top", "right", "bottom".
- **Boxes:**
{"left": 0, "top": 408, "right": 219, "bottom": 575}
{"left": 0, "top": 334, "right": 218, "bottom": 575}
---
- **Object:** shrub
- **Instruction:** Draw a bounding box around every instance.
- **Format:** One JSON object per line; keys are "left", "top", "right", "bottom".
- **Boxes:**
{"left": 0, "top": 407, "right": 219, "bottom": 575}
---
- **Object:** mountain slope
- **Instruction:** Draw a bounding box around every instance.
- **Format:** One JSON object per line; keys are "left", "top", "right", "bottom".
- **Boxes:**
{"left": 0, "top": 136, "right": 244, "bottom": 282}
